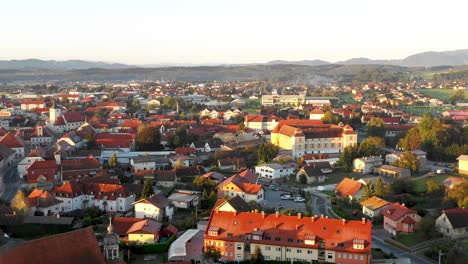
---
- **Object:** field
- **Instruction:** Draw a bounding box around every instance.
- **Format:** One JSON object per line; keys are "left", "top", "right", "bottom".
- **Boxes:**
{"left": 411, "top": 175, "right": 448, "bottom": 193}
{"left": 418, "top": 88, "right": 468, "bottom": 101}
{"left": 397, "top": 105, "right": 453, "bottom": 117}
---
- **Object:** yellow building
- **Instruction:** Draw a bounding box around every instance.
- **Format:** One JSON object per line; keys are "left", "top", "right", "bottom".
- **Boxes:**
{"left": 457, "top": 155, "right": 468, "bottom": 175}
{"left": 271, "top": 120, "right": 357, "bottom": 158}
{"left": 127, "top": 219, "right": 162, "bottom": 244}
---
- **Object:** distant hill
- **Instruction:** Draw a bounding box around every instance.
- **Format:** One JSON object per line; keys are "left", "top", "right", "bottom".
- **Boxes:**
{"left": 0, "top": 59, "right": 132, "bottom": 70}
{"left": 266, "top": 59, "right": 330, "bottom": 66}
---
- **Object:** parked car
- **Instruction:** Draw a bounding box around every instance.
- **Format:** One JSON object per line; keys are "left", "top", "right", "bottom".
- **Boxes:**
{"left": 294, "top": 197, "right": 305, "bottom": 203}
{"left": 280, "top": 194, "right": 291, "bottom": 200}
{"left": 436, "top": 169, "right": 445, "bottom": 174}
{"left": 270, "top": 185, "right": 280, "bottom": 191}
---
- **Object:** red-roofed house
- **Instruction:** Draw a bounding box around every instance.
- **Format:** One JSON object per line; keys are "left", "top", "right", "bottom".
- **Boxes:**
{"left": 30, "top": 122, "right": 54, "bottom": 147}
{"left": 18, "top": 147, "right": 47, "bottom": 179}
{"left": 96, "top": 133, "right": 135, "bottom": 151}
{"left": 46, "top": 104, "right": 84, "bottom": 133}
{"left": 27, "top": 189, "right": 63, "bottom": 216}
{"left": 217, "top": 173, "right": 264, "bottom": 203}
{"left": 0, "top": 131, "right": 25, "bottom": 158}
{"left": 244, "top": 114, "right": 280, "bottom": 132}
{"left": 381, "top": 203, "right": 421, "bottom": 236}
{"left": 335, "top": 178, "right": 364, "bottom": 201}
{"left": 21, "top": 100, "right": 45, "bottom": 111}
{"left": 205, "top": 211, "right": 372, "bottom": 263}
{"left": 127, "top": 219, "right": 162, "bottom": 244}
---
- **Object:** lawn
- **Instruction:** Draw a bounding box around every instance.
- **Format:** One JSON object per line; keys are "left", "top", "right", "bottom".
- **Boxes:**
{"left": 397, "top": 105, "right": 452, "bottom": 117}
{"left": 396, "top": 233, "right": 425, "bottom": 247}
{"left": 411, "top": 175, "right": 448, "bottom": 193}
{"left": 418, "top": 88, "right": 468, "bottom": 101}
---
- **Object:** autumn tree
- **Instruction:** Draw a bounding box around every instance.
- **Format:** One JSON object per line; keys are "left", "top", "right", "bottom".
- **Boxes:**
{"left": 108, "top": 152, "right": 118, "bottom": 168}
{"left": 398, "top": 127, "right": 421, "bottom": 150}
{"left": 11, "top": 190, "right": 29, "bottom": 215}
{"left": 396, "top": 151, "right": 419, "bottom": 173}
{"left": 193, "top": 176, "right": 216, "bottom": 193}
{"left": 366, "top": 117, "right": 385, "bottom": 138}
{"left": 447, "top": 181, "right": 468, "bottom": 208}
{"left": 251, "top": 247, "right": 265, "bottom": 264}
{"left": 321, "top": 111, "right": 340, "bottom": 124}
{"left": 257, "top": 143, "right": 279, "bottom": 165}
{"left": 174, "top": 159, "right": 185, "bottom": 169}
{"left": 204, "top": 245, "right": 221, "bottom": 262}
{"left": 359, "top": 136, "right": 384, "bottom": 157}
{"left": 426, "top": 179, "right": 442, "bottom": 194}
{"left": 136, "top": 125, "right": 163, "bottom": 151}
{"left": 140, "top": 179, "right": 154, "bottom": 199}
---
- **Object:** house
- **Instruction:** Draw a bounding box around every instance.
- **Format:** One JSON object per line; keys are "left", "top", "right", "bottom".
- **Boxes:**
{"left": 217, "top": 173, "right": 264, "bottom": 203}
{"left": 45, "top": 103, "right": 84, "bottom": 133}
{"left": 457, "top": 155, "right": 468, "bottom": 175}
{"left": 353, "top": 156, "right": 383, "bottom": 174}
{"left": 360, "top": 196, "right": 390, "bottom": 218}
{"left": 376, "top": 165, "right": 411, "bottom": 179}
{"left": 30, "top": 122, "right": 54, "bottom": 147}
{"left": 435, "top": 208, "right": 468, "bottom": 238}
{"left": 0, "top": 227, "right": 105, "bottom": 264}
{"left": 244, "top": 114, "right": 280, "bottom": 132}
{"left": 213, "top": 195, "right": 253, "bottom": 213}
{"left": 255, "top": 162, "right": 297, "bottom": 179}
{"left": 113, "top": 217, "right": 142, "bottom": 237}
{"left": 168, "top": 229, "right": 204, "bottom": 263}
{"left": 204, "top": 211, "right": 372, "bottom": 263}
{"left": 442, "top": 176, "right": 465, "bottom": 190}
{"left": 309, "top": 108, "right": 325, "bottom": 120}
{"left": 27, "top": 189, "right": 63, "bottom": 216}
{"left": 168, "top": 190, "right": 200, "bottom": 209}
{"left": 201, "top": 171, "right": 225, "bottom": 183}
{"left": 131, "top": 156, "right": 157, "bottom": 173}
{"left": 127, "top": 218, "right": 162, "bottom": 244}
{"left": 296, "top": 162, "right": 333, "bottom": 184}
{"left": 385, "top": 150, "right": 427, "bottom": 172}
{"left": 0, "top": 144, "right": 16, "bottom": 171}
{"left": 270, "top": 120, "right": 357, "bottom": 158}
{"left": 52, "top": 180, "right": 135, "bottom": 212}
{"left": 133, "top": 193, "right": 174, "bottom": 221}
{"left": 154, "top": 170, "right": 177, "bottom": 187}
{"left": 20, "top": 100, "right": 45, "bottom": 111}
{"left": 56, "top": 131, "right": 83, "bottom": 151}
{"left": 218, "top": 157, "right": 246, "bottom": 172}
{"left": 335, "top": 178, "right": 364, "bottom": 201}
{"left": 381, "top": 203, "right": 421, "bottom": 236}
{"left": 0, "top": 131, "right": 25, "bottom": 158}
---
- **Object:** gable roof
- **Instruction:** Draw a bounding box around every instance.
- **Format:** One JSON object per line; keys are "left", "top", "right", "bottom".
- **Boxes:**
{"left": 214, "top": 195, "right": 253, "bottom": 212}
{"left": 27, "top": 189, "right": 62, "bottom": 208}
{"left": 219, "top": 173, "right": 263, "bottom": 195}
{"left": 134, "top": 193, "right": 170, "bottom": 208}
{"left": 126, "top": 219, "right": 162, "bottom": 235}
{"left": 0, "top": 131, "right": 24, "bottom": 148}
{"left": 335, "top": 178, "right": 363, "bottom": 197}
{"left": 442, "top": 208, "right": 468, "bottom": 229}
{"left": 113, "top": 217, "right": 142, "bottom": 236}
{"left": 0, "top": 227, "right": 105, "bottom": 264}
{"left": 381, "top": 203, "right": 417, "bottom": 222}
{"left": 360, "top": 196, "right": 390, "bottom": 211}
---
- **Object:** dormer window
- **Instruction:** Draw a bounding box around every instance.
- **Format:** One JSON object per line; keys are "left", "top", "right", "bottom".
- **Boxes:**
{"left": 208, "top": 226, "right": 220, "bottom": 236}
{"left": 304, "top": 234, "right": 316, "bottom": 245}
{"left": 252, "top": 230, "right": 263, "bottom": 241}
{"left": 352, "top": 239, "right": 365, "bottom": 250}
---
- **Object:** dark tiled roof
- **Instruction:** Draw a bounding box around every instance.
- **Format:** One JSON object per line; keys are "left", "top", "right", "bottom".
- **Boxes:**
{"left": 443, "top": 208, "right": 468, "bottom": 229}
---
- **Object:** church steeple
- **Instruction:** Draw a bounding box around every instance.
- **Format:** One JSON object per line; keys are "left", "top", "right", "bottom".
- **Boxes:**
{"left": 103, "top": 214, "right": 119, "bottom": 262}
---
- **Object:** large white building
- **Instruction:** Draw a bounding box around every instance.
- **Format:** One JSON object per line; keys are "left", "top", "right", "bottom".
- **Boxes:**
{"left": 244, "top": 114, "right": 280, "bottom": 132}
{"left": 261, "top": 94, "right": 331, "bottom": 107}
{"left": 255, "top": 162, "right": 297, "bottom": 179}
{"left": 52, "top": 180, "right": 135, "bottom": 212}
{"left": 45, "top": 103, "right": 84, "bottom": 133}
{"left": 271, "top": 120, "right": 357, "bottom": 158}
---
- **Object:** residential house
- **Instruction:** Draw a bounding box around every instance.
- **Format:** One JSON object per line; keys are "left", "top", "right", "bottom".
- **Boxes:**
{"left": 296, "top": 162, "right": 333, "bottom": 184}
{"left": 244, "top": 114, "right": 280, "bottom": 132}
{"left": 30, "top": 123, "right": 54, "bottom": 147}
{"left": 133, "top": 193, "right": 174, "bottom": 221}
{"left": 442, "top": 176, "right": 465, "bottom": 190}
{"left": 255, "top": 162, "right": 297, "bottom": 179}
{"left": 20, "top": 100, "right": 45, "bottom": 111}
{"left": 385, "top": 150, "right": 427, "bottom": 172}
{"left": 213, "top": 195, "right": 253, "bottom": 213}
{"left": 52, "top": 180, "right": 135, "bottom": 212}
{"left": 127, "top": 218, "right": 162, "bottom": 244}
{"left": 0, "top": 144, "right": 16, "bottom": 171}
{"left": 457, "top": 155, "right": 468, "bottom": 175}
{"left": 201, "top": 171, "right": 225, "bottom": 184}
{"left": 353, "top": 156, "right": 383, "bottom": 174}
{"left": 360, "top": 196, "right": 390, "bottom": 218}
{"left": 435, "top": 208, "right": 468, "bottom": 238}
{"left": 376, "top": 165, "right": 411, "bottom": 179}
{"left": 0, "top": 131, "right": 25, "bottom": 158}
{"left": 46, "top": 104, "right": 84, "bottom": 133}
{"left": 131, "top": 156, "right": 157, "bottom": 173}
{"left": 27, "top": 189, "right": 63, "bottom": 216}
{"left": 218, "top": 157, "right": 246, "bottom": 172}
{"left": 154, "top": 170, "right": 177, "bottom": 188}
{"left": 217, "top": 172, "right": 264, "bottom": 203}
{"left": 113, "top": 217, "right": 142, "bottom": 237}
{"left": 381, "top": 203, "right": 421, "bottom": 236}
{"left": 205, "top": 211, "right": 372, "bottom": 263}
{"left": 168, "top": 190, "right": 200, "bottom": 209}
{"left": 335, "top": 178, "right": 364, "bottom": 201}
{"left": 309, "top": 109, "right": 325, "bottom": 120}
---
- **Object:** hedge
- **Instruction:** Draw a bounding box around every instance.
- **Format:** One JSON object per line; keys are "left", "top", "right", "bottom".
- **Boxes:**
{"left": 121, "top": 234, "right": 177, "bottom": 254}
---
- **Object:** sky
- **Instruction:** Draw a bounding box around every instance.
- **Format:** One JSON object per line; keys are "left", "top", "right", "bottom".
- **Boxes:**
{"left": 1, "top": 0, "right": 468, "bottom": 65}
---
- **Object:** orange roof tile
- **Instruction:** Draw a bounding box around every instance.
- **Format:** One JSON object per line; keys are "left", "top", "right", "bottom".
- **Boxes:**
{"left": 335, "top": 178, "right": 363, "bottom": 197}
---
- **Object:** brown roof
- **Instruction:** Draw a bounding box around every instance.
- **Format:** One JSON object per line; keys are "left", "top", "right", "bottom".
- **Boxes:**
{"left": 135, "top": 193, "right": 170, "bottom": 208}
{"left": 360, "top": 196, "right": 390, "bottom": 211}
{"left": 335, "top": 178, "right": 363, "bottom": 197}
{"left": 442, "top": 208, "right": 468, "bottom": 229}
{"left": 126, "top": 219, "right": 162, "bottom": 235}
{"left": 113, "top": 217, "right": 141, "bottom": 236}
{"left": 0, "top": 227, "right": 105, "bottom": 264}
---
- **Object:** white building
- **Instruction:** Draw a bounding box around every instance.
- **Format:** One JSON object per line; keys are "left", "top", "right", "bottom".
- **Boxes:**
{"left": 353, "top": 156, "right": 383, "bottom": 174}
{"left": 17, "top": 148, "right": 46, "bottom": 179}
{"left": 168, "top": 190, "right": 200, "bottom": 209}
{"left": 45, "top": 103, "right": 84, "bottom": 133}
{"left": 133, "top": 193, "right": 174, "bottom": 221}
{"left": 255, "top": 162, "right": 297, "bottom": 179}
{"left": 244, "top": 114, "right": 280, "bottom": 132}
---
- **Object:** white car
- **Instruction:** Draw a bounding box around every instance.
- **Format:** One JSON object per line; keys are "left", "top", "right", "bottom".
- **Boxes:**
{"left": 280, "top": 194, "right": 291, "bottom": 200}
{"left": 294, "top": 197, "right": 306, "bottom": 203}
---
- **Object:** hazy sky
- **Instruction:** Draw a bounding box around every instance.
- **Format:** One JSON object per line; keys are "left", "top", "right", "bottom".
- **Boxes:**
{"left": 1, "top": 0, "right": 467, "bottom": 64}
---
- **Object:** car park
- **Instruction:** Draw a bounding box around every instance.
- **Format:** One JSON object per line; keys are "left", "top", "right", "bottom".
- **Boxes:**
{"left": 280, "top": 194, "right": 291, "bottom": 200}
{"left": 294, "top": 197, "right": 306, "bottom": 202}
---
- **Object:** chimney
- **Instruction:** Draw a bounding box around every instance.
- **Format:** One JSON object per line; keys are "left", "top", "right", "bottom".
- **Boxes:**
{"left": 215, "top": 207, "right": 219, "bottom": 213}
{"left": 361, "top": 217, "right": 366, "bottom": 224}
{"left": 342, "top": 219, "right": 346, "bottom": 226}
{"left": 311, "top": 216, "right": 315, "bottom": 223}
{"left": 275, "top": 211, "right": 279, "bottom": 218}
{"left": 261, "top": 211, "right": 265, "bottom": 219}
{"left": 295, "top": 224, "right": 299, "bottom": 230}
{"left": 297, "top": 213, "right": 301, "bottom": 219}
{"left": 234, "top": 211, "right": 237, "bottom": 216}
{"left": 254, "top": 209, "right": 258, "bottom": 214}
{"left": 54, "top": 150, "right": 61, "bottom": 165}
{"left": 402, "top": 203, "right": 405, "bottom": 207}
{"left": 320, "top": 214, "right": 324, "bottom": 219}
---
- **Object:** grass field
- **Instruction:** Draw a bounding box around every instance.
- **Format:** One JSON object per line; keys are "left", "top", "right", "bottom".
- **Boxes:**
{"left": 411, "top": 175, "right": 448, "bottom": 193}
{"left": 396, "top": 233, "right": 425, "bottom": 247}
{"left": 418, "top": 88, "right": 468, "bottom": 101}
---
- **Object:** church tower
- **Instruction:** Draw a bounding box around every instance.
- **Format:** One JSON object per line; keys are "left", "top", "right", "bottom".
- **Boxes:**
{"left": 103, "top": 215, "right": 119, "bottom": 262}
{"left": 49, "top": 101, "right": 61, "bottom": 127}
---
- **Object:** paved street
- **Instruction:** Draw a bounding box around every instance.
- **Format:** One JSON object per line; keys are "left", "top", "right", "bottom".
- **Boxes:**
{"left": 372, "top": 235, "right": 433, "bottom": 264}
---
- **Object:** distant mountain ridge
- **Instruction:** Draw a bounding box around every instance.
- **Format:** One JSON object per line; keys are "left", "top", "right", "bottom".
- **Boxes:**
{"left": 1, "top": 49, "right": 468, "bottom": 70}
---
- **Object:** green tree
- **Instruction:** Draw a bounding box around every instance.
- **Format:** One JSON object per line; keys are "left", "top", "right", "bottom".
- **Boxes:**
{"left": 321, "top": 111, "right": 340, "bottom": 124}
{"left": 299, "top": 174, "right": 307, "bottom": 184}
{"left": 257, "top": 143, "right": 279, "bottom": 165}
{"left": 398, "top": 127, "right": 421, "bottom": 150}
{"left": 193, "top": 176, "right": 217, "bottom": 193}
{"left": 136, "top": 125, "right": 163, "bottom": 151}
{"left": 337, "top": 145, "right": 360, "bottom": 172}
{"left": 204, "top": 245, "right": 221, "bottom": 262}
{"left": 140, "top": 179, "right": 154, "bottom": 199}
{"left": 359, "top": 136, "right": 384, "bottom": 157}
{"left": 108, "top": 152, "right": 118, "bottom": 168}
{"left": 374, "top": 177, "right": 384, "bottom": 197}
{"left": 447, "top": 181, "right": 468, "bottom": 208}
{"left": 361, "top": 180, "right": 375, "bottom": 201}
{"left": 366, "top": 117, "right": 385, "bottom": 138}
{"left": 396, "top": 151, "right": 419, "bottom": 173}
{"left": 251, "top": 247, "right": 265, "bottom": 264}
{"left": 11, "top": 190, "right": 29, "bottom": 215}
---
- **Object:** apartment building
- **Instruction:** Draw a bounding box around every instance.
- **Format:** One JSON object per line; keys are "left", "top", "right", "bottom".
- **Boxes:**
{"left": 204, "top": 211, "right": 372, "bottom": 263}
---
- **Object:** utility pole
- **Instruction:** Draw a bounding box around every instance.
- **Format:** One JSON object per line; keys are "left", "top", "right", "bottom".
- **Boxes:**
{"left": 439, "top": 249, "right": 443, "bottom": 264}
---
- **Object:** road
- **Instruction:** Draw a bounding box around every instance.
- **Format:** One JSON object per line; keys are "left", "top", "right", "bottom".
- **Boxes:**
{"left": 0, "top": 162, "right": 20, "bottom": 201}
{"left": 372, "top": 235, "right": 433, "bottom": 264}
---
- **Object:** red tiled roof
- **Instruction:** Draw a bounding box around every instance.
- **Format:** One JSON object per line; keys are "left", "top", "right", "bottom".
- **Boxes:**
{"left": 27, "top": 189, "right": 62, "bottom": 208}
{"left": 63, "top": 112, "right": 84, "bottom": 123}
{"left": 0, "top": 227, "right": 105, "bottom": 264}
{"left": 113, "top": 217, "right": 142, "bottom": 236}
{"left": 0, "top": 131, "right": 24, "bottom": 148}
{"left": 205, "top": 211, "right": 372, "bottom": 253}
{"left": 126, "top": 219, "right": 162, "bottom": 235}
{"left": 381, "top": 203, "right": 417, "bottom": 222}
{"left": 335, "top": 178, "right": 363, "bottom": 197}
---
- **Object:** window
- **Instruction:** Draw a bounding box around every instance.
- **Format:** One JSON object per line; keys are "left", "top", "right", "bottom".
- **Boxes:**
{"left": 354, "top": 255, "right": 358, "bottom": 260}
{"left": 297, "top": 249, "right": 302, "bottom": 253}
{"left": 287, "top": 238, "right": 294, "bottom": 242}
{"left": 328, "top": 253, "right": 333, "bottom": 259}
{"left": 286, "top": 248, "right": 291, "bottom": 252}
{"left": 338, "top": 253, "right": 341, "bottom": 258}
{"left": 266, "top": 246, "right": 270, "bottom": 251}
{"left": 338, "top": 242, "right": 344, "bottom": 247}
{"left": 275, "top": 237, "right": 281, "bottom": 241}
{"left": 276, "top": 247, "right": 281, "bottom": 252}
{"left": 236, "top": 245, "right": 242, "bottom": 250}
{"left": 360, "top": 255, "right": 364, "bottom": 260}
{"left": 307, "top": 250, "right": 313, "bottom": 254}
